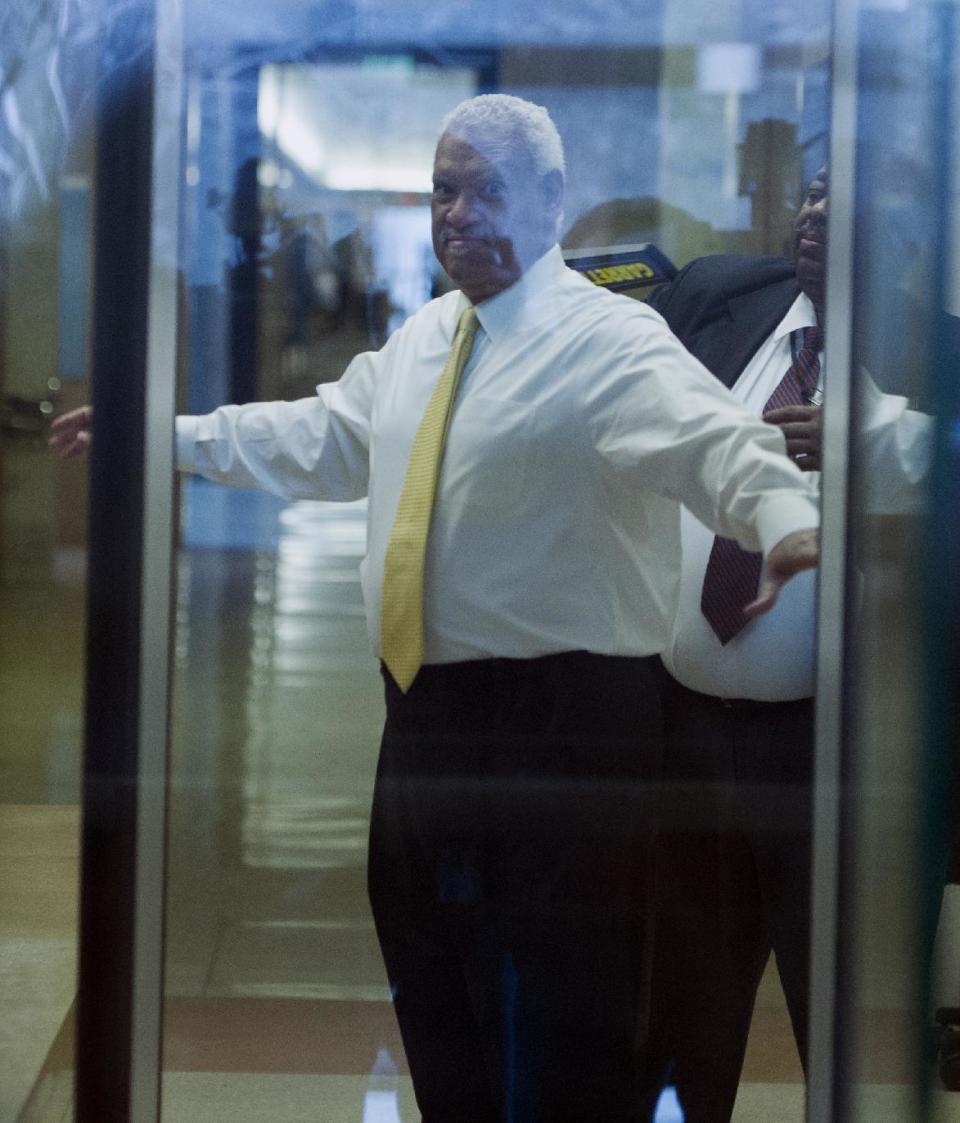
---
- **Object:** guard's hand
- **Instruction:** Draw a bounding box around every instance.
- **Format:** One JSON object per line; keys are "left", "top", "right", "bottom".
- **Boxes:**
{"left": 763, "top": 404, "right": 822, "bottom": 471}
{"left": 743, "top": 528, "right": 819, "bottom": 620}
{"left": 48, "top": 405, "right": 93, "bottom": 459}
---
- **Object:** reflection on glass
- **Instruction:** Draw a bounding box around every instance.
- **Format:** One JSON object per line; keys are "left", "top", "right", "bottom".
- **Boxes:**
{"left": 0, "top": 2, "right": 95, "bottom": 1118}
{"left": 835, "top": 1, "right": 960, "bottom": 1120}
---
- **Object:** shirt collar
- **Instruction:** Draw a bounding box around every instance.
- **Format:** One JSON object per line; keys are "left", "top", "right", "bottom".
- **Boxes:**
{"left": 456, "top": 244, "right": 566, "bottom": 343}
{"left": 774, "top": 292, "right": 821, "bottom": 346}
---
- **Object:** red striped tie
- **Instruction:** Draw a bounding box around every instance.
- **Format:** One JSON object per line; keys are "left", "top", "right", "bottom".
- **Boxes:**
{"left": 700, "top": 325, "right": 822, "bottom": 644}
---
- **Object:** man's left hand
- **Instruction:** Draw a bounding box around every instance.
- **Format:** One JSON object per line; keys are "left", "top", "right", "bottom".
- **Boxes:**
{"left": 763, "top": 404, "right": 822, "bottom": 471}
{"left": 743, "top": 528, "right": 820, "bottom": 620}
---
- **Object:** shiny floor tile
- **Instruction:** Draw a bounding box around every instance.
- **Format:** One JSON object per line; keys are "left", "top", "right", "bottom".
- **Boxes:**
{"left": 166, "top": 503, "right": 386, "bottom": 1008}
{"left": 731, "top": 1081, "right": 960, "bottom": 1123}
{"left": 0, "top": 806, "right": 79, "bottom": 1122}
{"left": 156, "top": 1073, "right": 960, "bottom": 1123}
{"left": 205, "top": 921, "right": 390, "bottom": 1002}
{"left": 161, "top": 997, "right": 404, "bottom": 1074}
{"left": 241, "top": 795, "right": 371, "bottom": 872}
{"left": 160, "top": 1072, "right": 419, "bottom": 1123}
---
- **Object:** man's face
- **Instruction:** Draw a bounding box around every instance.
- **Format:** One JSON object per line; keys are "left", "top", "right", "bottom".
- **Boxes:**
{"left": 792, "top": 166, "right": 828, "bottom": 314}
{"left": 431, "top": 132, "right": 559, "bottom": 304}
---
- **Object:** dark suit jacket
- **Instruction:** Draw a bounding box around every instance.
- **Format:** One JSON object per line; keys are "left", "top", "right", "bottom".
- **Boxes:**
{"left": 645, "top": 255, "right": 801, "bottom": 389}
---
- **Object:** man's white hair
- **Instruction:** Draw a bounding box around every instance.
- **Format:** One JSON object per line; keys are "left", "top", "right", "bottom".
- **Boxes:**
{"left": 439, "top": 94, "right": 566, "bottom": 179}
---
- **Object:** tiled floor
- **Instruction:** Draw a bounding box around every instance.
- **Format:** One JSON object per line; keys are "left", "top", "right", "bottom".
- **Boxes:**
{"left": 0, "top": 806, "right": 79, "bottom": 1123}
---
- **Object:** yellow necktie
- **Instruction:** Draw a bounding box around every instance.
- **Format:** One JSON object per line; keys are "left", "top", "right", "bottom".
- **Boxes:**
{"left": 381, "top": 305, "right": 480, "bottom": 692}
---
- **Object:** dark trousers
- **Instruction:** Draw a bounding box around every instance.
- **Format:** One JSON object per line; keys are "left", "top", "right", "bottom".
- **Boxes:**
{"left": 367, "top": 651, "right": 664, "bottom": 1123}
{"left": 640, "top": 676, "right": 814, "bottom": 1123}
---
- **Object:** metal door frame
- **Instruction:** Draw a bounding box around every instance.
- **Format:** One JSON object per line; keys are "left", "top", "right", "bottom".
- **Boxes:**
{"left": 75, "top": 1, "right": 182, "bottom": 1118}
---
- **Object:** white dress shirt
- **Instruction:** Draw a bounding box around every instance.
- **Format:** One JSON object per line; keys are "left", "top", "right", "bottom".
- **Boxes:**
{"left": 177, "top": 245, "right": 819, "bottom": 667}
{"left": 661, "top": 292, "right": 931, "bottom": 701}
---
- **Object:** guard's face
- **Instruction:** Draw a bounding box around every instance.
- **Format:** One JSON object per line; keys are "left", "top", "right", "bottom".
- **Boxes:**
{"left": 793, "top": 166, "right": 828, "bottom": 313}
{"left": 431, "top": 132, "right": 558, "bottom": 304}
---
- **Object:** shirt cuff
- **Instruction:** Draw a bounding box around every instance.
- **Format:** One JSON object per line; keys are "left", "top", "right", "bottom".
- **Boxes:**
{"left": 175, "top": 415, "right": 200, "bottom": 472}
{"left": 754, "top": 492, "right": 821, "bottom": 557}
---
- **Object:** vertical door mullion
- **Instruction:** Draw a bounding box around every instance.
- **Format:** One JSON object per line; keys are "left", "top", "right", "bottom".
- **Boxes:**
{"left": 76, "top": 0, "right": 181, "bottom": 1118}
{"left": 807, "top": 0, "right": 862, "bottom": 1118}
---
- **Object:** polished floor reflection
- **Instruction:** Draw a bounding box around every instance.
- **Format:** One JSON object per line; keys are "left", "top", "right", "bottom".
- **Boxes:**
{"left": 0, "top": 805, "right": 78, "bottom": 1122}
{"left": 165, "top": 486, "right": 386, "bottom": 1008}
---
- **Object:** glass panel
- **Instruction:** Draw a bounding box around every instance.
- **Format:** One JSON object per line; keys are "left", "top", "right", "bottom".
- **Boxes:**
{"left": 162, "top": 2, "right": 831, "bottom": 1121}
{"left": 837, "top": 0, "right": 960, "bottom": 1120}
{"left": 0, "top": 5, "right": 96, "bottom": 1117}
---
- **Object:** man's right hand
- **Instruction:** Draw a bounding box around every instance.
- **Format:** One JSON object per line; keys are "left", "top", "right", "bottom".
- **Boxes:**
{"left": 48, "top": 406, "right": 93, "bottom": 459}
{"left": 763, "top": 404, "right": 822, "bottom": 471}
{"left": 743, "top": 527, "right": 820, "bottom": 620}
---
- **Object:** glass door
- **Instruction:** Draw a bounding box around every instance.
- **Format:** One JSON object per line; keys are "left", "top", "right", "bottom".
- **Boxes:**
{"left": 24, "top": 1, "right": 960, "bottom": 1120}
{"left": 159, "top": 3, "right": 833, "bottom": 1122}
{"left": 0, "top": 6, "right": 93, "bottom": 1119}
{"left": 2, "top": 2, "right": 181, "bottom": 1119}
{"left": 810, "top": 0, "right": 960, "bottom": 1119}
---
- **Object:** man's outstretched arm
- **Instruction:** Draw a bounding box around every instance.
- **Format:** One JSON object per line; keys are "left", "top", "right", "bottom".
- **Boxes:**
{"left": 48, "top": 406, "right": 93, "bottom": 459}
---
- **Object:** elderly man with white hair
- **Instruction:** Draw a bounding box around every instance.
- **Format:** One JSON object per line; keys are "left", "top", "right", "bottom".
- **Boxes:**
{"left": 52, "top": 94, "right": 820, "bottom": 1121}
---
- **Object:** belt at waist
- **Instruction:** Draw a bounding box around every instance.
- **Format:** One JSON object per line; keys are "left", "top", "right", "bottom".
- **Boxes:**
{"left": 664, "top": 675, "right": 813, "bottom": 712}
